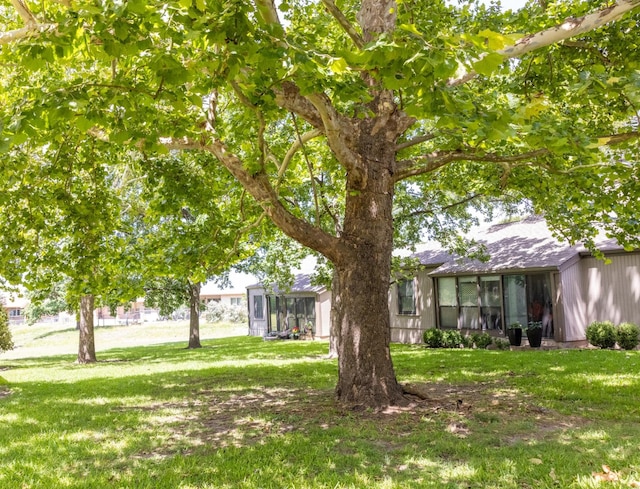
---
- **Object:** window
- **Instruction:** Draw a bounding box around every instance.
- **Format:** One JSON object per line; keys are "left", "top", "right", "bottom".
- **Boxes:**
{"left": 397, "top": 279, "right": 416, "bottom": 315}
{"left": 437, "top": 277, "right": 458, "bottom": 328}
{"left": 9, "top": 309, "right": 21, "bottom": 317}
{"left": 436, "top": 273, "right": 552, "bottom": 335}
{"left": 253, "top": 295, "right": 264, "bottom": 319}
{"left": 458, "top": 276, "right": 479, "bottom": 329}
{"left": 230, "top": 297, "right": 242, "bottom": 306}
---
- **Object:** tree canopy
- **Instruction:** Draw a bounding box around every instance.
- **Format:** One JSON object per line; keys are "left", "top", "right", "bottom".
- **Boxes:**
{"left": 1, "top": 0, "right": 639, "bottom": 406}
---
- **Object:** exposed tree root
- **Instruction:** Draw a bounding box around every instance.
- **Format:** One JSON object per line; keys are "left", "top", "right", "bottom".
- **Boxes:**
{"left": 402, "top": 383, "right": 432, "bottom": 401}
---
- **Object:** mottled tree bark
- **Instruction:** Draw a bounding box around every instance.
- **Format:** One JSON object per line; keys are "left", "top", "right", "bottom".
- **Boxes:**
{"left": 331, "top": 114, "right": 407, "bottom": 407}
{"left": 188, "top": 281, "right": 202, "bottom": 349}
{"left": 77, "top": 294, "right": 96, "bottom": 364}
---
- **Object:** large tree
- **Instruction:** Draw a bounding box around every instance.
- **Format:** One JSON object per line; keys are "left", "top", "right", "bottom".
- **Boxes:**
{"left": 2, "top": 0, "right": 640, "bottom": 406}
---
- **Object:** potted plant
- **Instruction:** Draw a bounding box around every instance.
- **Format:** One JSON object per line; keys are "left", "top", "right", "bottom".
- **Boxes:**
{"left": 526, "top": 321, "right": 543, "bottom": 347}
{"left": 507, "top": 322, "right": 522, "bottom": 346}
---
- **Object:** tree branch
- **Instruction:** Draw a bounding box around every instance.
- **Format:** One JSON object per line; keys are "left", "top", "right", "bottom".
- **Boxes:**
{"left": 448, "top": 0, "right": 640, "bottom": 87}
{"left": 11, "top": 0, "right": 38, "bottom": 24}
{"left": 0, "top": 0, "right": 58, "bottom": 45}
{"left": 254, "top": 0, "right": 281, "bottom": 26}
{"left": 0, "top": 22, "right": 56, "bottom": 45}
{"left": 395, "top": 131, "right": 640, "bottom": 182}
{"left": 191, "top": 138, "right": 348, "bottom": 263}
{"left": 273, "top": 82, "right": 324, "bottom": 129}
{"left": 306, "top": 92, "right": 364, "bottom": 181}
{"left": 395, "top": 148, "right": 550, "bottom": 181}
{"left": 398, "top": 193, "right": 482, "bottom": 220}
{"left": 600, "top": 131, "right": 640, "bottom": 145}
{"left": 320, "top": 0, "right": 365, "bottom": 49}
{"left": 276, "top": 128, "right": 323, "bottom": 187}
{"left": 395, "top": 133, "right": 436, "bottom": 152}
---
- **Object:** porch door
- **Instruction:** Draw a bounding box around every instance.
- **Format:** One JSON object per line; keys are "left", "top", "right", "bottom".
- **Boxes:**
{"left": 527, "top": 274, "right": 553, "bottom": 338}
{"left": 267, "top": 296, "right": 286, "bottom": 333}
{"left": 503, "top": 275, "right": 527, "bottom": 328}
{"left": 503, "top": 274, "right": 553, "bottom": 338}
{"left": 480, "top": 276, "right": 502, "bottom": 331}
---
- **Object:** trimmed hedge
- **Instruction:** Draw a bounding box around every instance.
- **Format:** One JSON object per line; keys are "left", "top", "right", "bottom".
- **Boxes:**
{"left": 616, "top": 322, "right": 640, "bottom": 350}
{"left": 470, "top": 332, "right": 493, "bottom": 349}
{"left": 423, "top": 328, "right": 444, "bottom": 348}
{"left": 586, "top": 321, "right": 617, "bottom": 349}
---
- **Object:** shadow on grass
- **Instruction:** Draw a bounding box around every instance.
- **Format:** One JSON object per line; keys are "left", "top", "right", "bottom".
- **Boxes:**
{"left": 1, "top": 339, "right": 640, "bottom": 488}
{"left": 33, "top": 327, "right": 78, "bottom": 340}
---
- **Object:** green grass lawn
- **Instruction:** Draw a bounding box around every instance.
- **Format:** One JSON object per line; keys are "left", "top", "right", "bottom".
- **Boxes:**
{"left": 1, "top": 322, "right": 639, "bottom": 488}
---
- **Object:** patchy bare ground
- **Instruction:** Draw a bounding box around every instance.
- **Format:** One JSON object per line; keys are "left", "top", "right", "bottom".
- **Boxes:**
{"left": 143, "top": 380, "right": 583, "bottom": 456}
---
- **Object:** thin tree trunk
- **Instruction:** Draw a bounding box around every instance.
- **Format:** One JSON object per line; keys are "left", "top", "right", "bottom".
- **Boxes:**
{"left": 77, "top": 294, "right": 96, "bottom": 364}
{"left": 187, "top": 281, "right": 202, "bottom": 349}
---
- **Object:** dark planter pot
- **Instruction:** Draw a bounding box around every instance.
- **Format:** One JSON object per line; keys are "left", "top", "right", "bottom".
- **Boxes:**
{"left": 507, "top": 328, "right": 522, "bottom": 346}
{"left": 527, "top": 328, "right": 543, "bottom": 348}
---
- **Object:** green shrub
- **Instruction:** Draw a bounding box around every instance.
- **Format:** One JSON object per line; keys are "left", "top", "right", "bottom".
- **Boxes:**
{"left": 471, "top": 332, "right": 493, "bottom": 349}
{"left": 616, "top": 322, "right": 640, "bottom": 350}
{"left": 494, "top": 338, "right": 511, "bottom": 350}
{"left": 204, "top": 301, "right": 247, "bottom": 324}
{"left": 460, "top": 335, "right": 473, "bottom": 348}
{"left": 0, "top": 308, "right": 14, "bottom": 352}
{"left": 441, "top": 330, "right": 464, "bottom": 348}
{"left": 586, "top": 321, "right": 616, "bottom": 349}
{"left": 423, "top": 328, "right": 443, "bottom": 348}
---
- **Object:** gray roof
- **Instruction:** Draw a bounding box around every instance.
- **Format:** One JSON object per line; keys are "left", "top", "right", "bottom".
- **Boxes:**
{"left": 247, "top": 273, "right": 326, "bottom": 294}
{"left": 424, "top": 216, "right": 623, "bottom": 276}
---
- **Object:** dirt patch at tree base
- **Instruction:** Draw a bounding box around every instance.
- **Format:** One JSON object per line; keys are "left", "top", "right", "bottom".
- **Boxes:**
{"left": 151, "top": 380, "right": 583, "bottom": 456}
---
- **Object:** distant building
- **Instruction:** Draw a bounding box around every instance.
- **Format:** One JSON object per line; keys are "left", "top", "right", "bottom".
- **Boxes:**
{"left": 2, "top": 295, "right": 28, "bottom": 325}
{"left": 247, "top": 274, "right": 332, "bottom": 338}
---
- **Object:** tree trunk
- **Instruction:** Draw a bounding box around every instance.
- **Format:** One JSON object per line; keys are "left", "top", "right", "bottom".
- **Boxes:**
{"left": 77, "top": 294, "right": 96, "bottom": 364}
{"left": 187, "top": 281, "right": 202, "bottom": 349}
{"left": 333, "top": 118, "right": 406, "bottom": 408}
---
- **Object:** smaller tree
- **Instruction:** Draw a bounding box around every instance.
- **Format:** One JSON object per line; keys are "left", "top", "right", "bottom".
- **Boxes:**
{"left": 0, "top": 307, "right": 14, "bottom": 353}
{"left": 144, "top": 278, "right": 203, "bottom": 348}
{"left": 136, "top": 152, "right": 261, "bottom": 349}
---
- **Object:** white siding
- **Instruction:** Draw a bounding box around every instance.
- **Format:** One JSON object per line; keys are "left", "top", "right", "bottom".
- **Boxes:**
{"left": 390, "top": 269, "right": 437, "bottom": 344}
{"left": 580, "top": 253, "right": 640, "bottom": 326}
{"left": 560, "top": 261, "right": 587, "bottom": 341}
{"left": 315, "top": 290, "right": 332, "bottom": 339}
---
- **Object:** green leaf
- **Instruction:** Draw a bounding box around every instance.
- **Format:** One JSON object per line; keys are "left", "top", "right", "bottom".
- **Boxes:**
{"left": 329, "top": 58, "right": 349, "bottom": 74}
{"left": 477, "top": 29, "right": 515, "bottom": 50}
{"left": 473, "top": 53, "right": 504, "bottom": 77}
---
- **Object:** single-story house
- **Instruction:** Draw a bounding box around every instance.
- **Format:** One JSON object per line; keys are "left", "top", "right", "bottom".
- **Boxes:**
{"left": 247, "top": 274, "right": 332, "bottom": 338}
{"left": 248, "top": 216, "right": 640, "bottom": 346}
{"left": 200, "top": 276, "right": 250, "bottom": 307}
{"left": 389, "top": 216, "right": 640, "bottom": 345}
